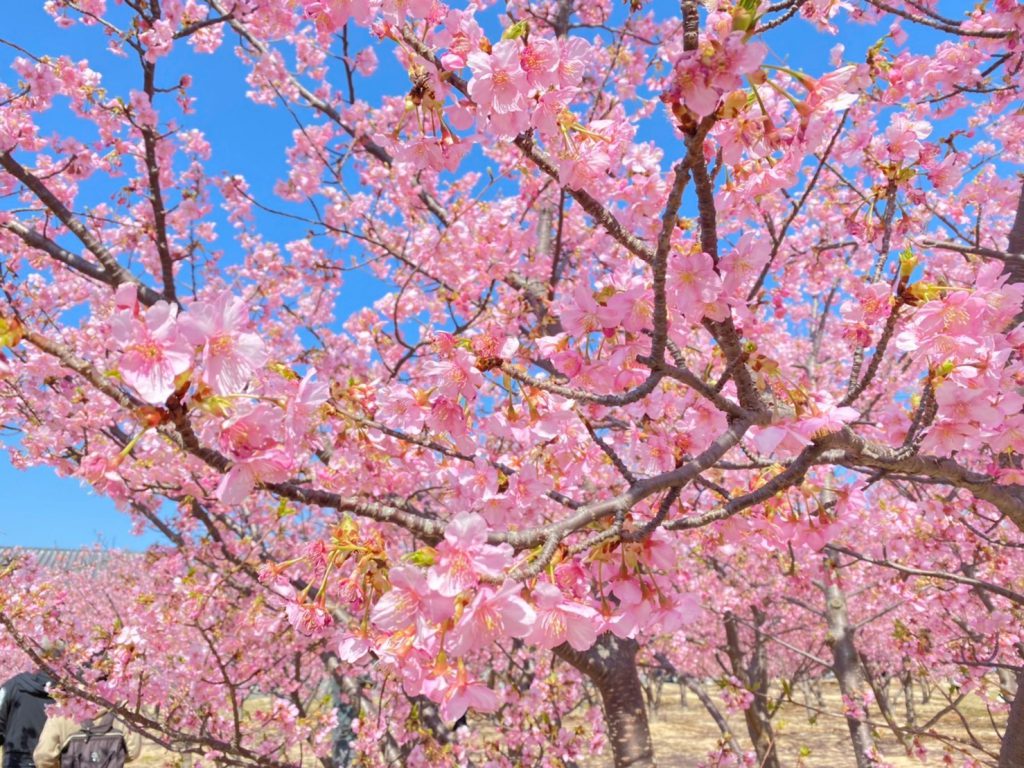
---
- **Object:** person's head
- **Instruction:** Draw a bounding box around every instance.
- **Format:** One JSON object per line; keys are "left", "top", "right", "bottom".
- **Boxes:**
{"left": 39, "top": 638, "right": 66, "bottom": 664}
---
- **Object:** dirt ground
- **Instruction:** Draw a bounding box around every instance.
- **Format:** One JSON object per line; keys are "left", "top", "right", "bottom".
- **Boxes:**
{"left": 9, "top": 681, "right": 1003, "bottom": 768}
{"left": 584, "top": 681, "right": 1004, "bottom": 767}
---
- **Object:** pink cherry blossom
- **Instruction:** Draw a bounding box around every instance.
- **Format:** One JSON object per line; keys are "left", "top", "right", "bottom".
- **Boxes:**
{"left": 111, "top": 300, "right": 193, "bottom": 404}
{"left": 285, "top": 370, "right": 329, "bottom": 441}
{"left": 427, "top": 513, "right": 513, "bottom": 596}
{"left": 300, "top": 0, "right": 372, "bottom": 35}
{"left": 180, "top": 292, "right": 268, "bottom": 395}
{"left": 371, "top": 564, "right": 453, "bottom": 631}
{"left": 527, "top": 581, "right": 598, "bottom": 651}
{"left": 420, "top": 346, "right": 484, "bottom": 400}
{"left": 934, "top": 381, "right": 1002, "bottom": 428}
{"left": 669, "top": 251, "right": 722, "bottom": 322}
{"left": 467, "top": 40, "right": 529, "bottom": 117}
{"left": 556, "top": 37, "right": 591, "bottom": 87}
{"left": 422, "top": 663, "right": 499, "bottom": 723}
{"left": 520, "top": 38, "right": 559, "bottom": 89}
{"left": 561, "top": 284, "right": 625, "bottom": 337}
{"left": 216, "top": 404, "right": 295, "bottom": 503}
{"left": 883, "top": 113, "right": 932, "bottom": 163}
{"left": 447, "top": 580, "right": 535, "bottom": 655}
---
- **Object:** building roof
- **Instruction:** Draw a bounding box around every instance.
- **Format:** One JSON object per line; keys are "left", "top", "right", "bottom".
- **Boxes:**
{"left": 0, "top": 546, "right": 117, "bottom": 571}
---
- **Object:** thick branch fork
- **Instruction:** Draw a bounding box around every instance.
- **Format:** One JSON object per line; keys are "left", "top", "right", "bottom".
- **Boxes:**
{"left": 823, "top": 428, "right": 1024, "bottom": 531}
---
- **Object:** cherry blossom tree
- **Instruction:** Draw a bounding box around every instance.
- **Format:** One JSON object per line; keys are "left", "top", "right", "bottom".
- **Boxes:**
{"left": 2, "top": 0, "right": 1024, "bottom": 766}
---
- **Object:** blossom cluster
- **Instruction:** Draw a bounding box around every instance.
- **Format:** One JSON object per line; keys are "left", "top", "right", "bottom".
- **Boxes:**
{"left": 269, "top": 514, "right": 700, "bottom": 722}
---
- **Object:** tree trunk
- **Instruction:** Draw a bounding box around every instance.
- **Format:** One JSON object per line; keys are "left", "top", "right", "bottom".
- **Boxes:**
{"left": 557, "top": 634, "right": 657, "bottom": 768}
{"left": 799, "top": 678, "right": 817, "bottom": 722}
{"left": 1008, "top": 179, "right": 1024, "bottom": 256}
{"left": 824, "top": 559, "right": 881, "bottom": 768}
{"left": 320, "top": 655, "right": 402, "bottom": 766}
{"left": 654, "top": 652, "right": 743, "bottom": 758}
{"left": 999, "top": 669, "right": 1024, "bottom": 768}
{"left": 723, "top": 609, "right": 780, "bottom": 768}
{"left": 999, "top": 668, "right": 1019, "bottom": 701}
{"left": 965, "top": 563, "right": 1021, "bottom": 705}
{"left": 858, "top": 650, "right": 909, "bottom": 752}
{"left": 900, "top": 664, "right": 916, "bottom": 729}
{"left": 1001, "top": 180, "right": 1024, "bottom": 325}
{"left": 811, "top": 677, "right": 825, "bottom": 708}
{"left": 640, "top": 668, "right": 663, "bottom": 713}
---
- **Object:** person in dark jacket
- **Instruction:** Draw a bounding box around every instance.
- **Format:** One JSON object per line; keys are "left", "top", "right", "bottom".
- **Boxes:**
{"left": 0, "top": 670, "right": 54, "bottom": 768}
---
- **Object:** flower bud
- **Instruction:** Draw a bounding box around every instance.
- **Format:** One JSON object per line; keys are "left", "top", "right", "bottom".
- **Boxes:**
{"left": 502, "top": 20, "right": 528, "bottom": 40}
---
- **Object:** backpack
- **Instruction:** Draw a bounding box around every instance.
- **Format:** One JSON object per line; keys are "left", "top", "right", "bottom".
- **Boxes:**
{"left": 59, "top": 713, "right": 128, "bottom": 768}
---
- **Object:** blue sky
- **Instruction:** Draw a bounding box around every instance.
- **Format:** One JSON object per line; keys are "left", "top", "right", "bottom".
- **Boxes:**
{"left": 0, "top": 3, "right": 153, "bottom": 549}
{"left": 0, "top": 2, "right": 976, "bottom": 549}
{"left": 0, "top": 3, "right": 390, "bottom": 550}
{"left": 0, "top": 459, "right": 159, "bottom": 549}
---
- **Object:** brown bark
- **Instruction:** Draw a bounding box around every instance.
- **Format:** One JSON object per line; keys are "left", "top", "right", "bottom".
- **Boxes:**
{"left": 999, "top": 669, "right": 1024, "bottom": 768}
{"left": 681, "top": 0, "right": 700, "bottom": 51}
{"left": 900, "top": 663, "right": 917, "bottom": 729}
{"left": 824, "top": 557, "right": 881, "bottom": 768}
{"left": 962, "top": 561, "right": 1024, "bottom": 766}
{"left": 723, "top": 609, "right": 780, "bottom": 768}
{"left": 1008, "top": 179, "right": 1024, "bottom": 256}
{"left": 858, "top": 651, "right": 910, "bottom": 752}
{"left": 963, "top": 562, "right": 1020, "bottom": 704}
{"left": 1003, "top": 180, "right": 1024, "bottom": 327}
{"left": 993, "top": 179, "right": 1024, "bottom": 768}
{"left": 557, "top": 634, "right": 656, "bottom": 768}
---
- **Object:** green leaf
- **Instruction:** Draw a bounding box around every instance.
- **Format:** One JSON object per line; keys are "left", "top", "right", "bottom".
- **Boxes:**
{"left": 502, "top": 20, "right": 529, "bottom": 40}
